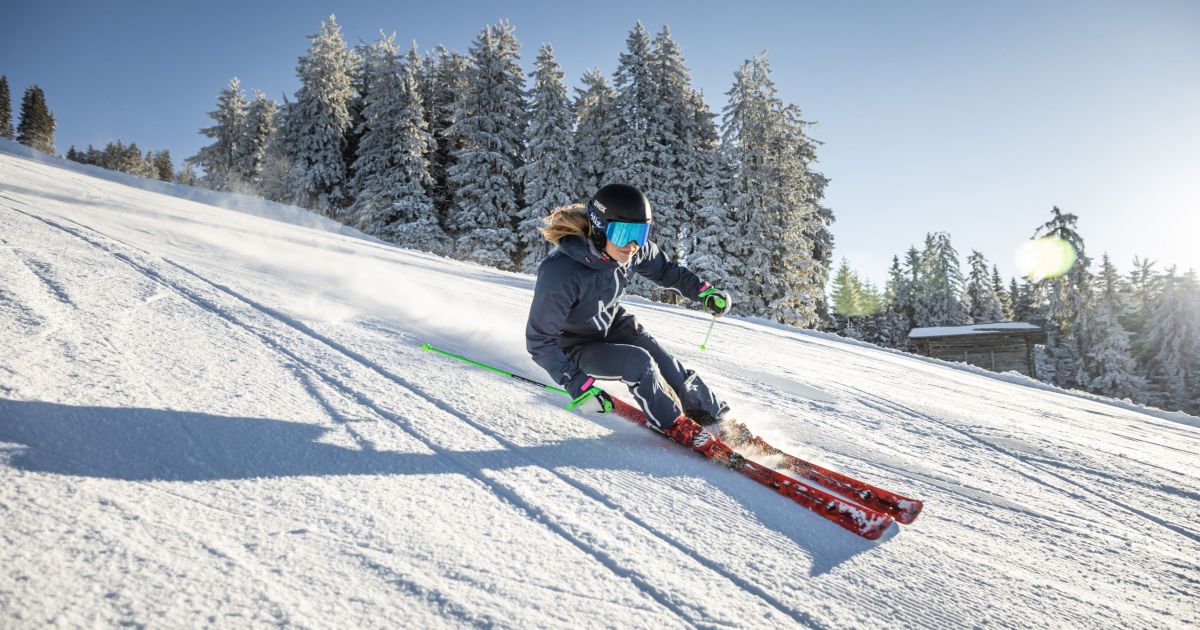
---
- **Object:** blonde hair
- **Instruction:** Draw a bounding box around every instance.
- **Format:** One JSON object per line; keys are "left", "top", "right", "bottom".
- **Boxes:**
{"left": 539, "top": 203, "right": 591, "bottom": 245}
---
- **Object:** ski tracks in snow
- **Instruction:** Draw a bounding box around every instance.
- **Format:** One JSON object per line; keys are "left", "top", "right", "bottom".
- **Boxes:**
{"left": 12, "top": 206, "right": 821, "bottom": 627}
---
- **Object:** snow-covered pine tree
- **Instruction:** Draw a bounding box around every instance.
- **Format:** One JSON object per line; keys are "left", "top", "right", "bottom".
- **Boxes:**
{"left": 291, "top": 15, "right": 356, "bottom": 216}
{"left": 687, "top": 146, "right": 741, "bottom": 297}
{"left": 344, "top": 41, "right": 372, "bottom": 201}
{"left": 644, "top": 25, "right": 702, "bottom": 265}
{"left": 517, "top": 44, "right": 579, "bottom": 272}
{"left": 1123, "top": 256, "right": 1161, "bottom": 375}
{"left": 191, "top": 78, "right": 246, "bottom": 191}
{"left": 16, "top": 84, "right": 55, "bottom": 154}
{"left": 152, "top": 150, "right": 174, "bottom": 182}
{"left": 1142, "top": 268, "right": 1200, "bottom": 412}
{"left": 794, "top": 122, "right": 835, "bottom": 323}
{"left": 966, "top": 250, "right": 1006, "bottom": 323}
{"left": 880, "top": 255, "right": 914, "bottom": 347}
{"left": 607, "top": 23, "right": 658, "bottom": 201}
{"left": 913, "top": 232, "right": 968, "bottom": 327}
{"left": 125, "top": 143, "right": 157, "bottom": 178}
{"left": 0, "top": 76, "right": 13, "bottom": 139}
{"left": 573, "top": 68, "right": 617, "bottom": 195}
{"left": 176, "top": 163, "right": 199, "bottom": 186}
{"left": 348, "top": 36, "right": 445, "bottom": 252}
{"left": 257, "top": 97, "right": 302, "bottom": 205}
{"left": 1084, "top": 254, "right": 1146, "bottom": 401}
{"left": 383, "top": 45, "right": 448, "bottom": 253}
{"left": 1011, "top": 277, "right": 1036, "bottom": 323}
{"left": 419, "top": 45, "right": 470, "bottom": 227}
{"left": 445, "top": 21, "right": 527, "bottom": 269}
{"left": 721, "top": 54, "right": 827, "bottom": 326}
{"left": 347, "top": 34, "right": 403, "bottom": 234}
{"left": 1032, "top": 206, "right": 1092, "bottom": 388}
{"left": 234, "top": 91, "right": 277, "bottom": 192}
{"left": 897, "top": 248, "right": 922, "bottom": 330}
{"left": 992, "top": 265, "right": 1014, "bottom": 320}
{"left": 685, "top": 88, "right": 721, "bottom": 224}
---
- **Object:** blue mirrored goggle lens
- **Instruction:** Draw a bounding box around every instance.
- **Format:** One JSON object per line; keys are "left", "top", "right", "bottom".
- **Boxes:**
{"left": 605, "top": 221, "right": 651, "bottom": 247}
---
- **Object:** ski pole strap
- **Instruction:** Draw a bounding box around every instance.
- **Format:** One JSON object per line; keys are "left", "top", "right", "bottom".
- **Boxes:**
{"left": 420, "top": 343, "right": 568, "bottom": 395}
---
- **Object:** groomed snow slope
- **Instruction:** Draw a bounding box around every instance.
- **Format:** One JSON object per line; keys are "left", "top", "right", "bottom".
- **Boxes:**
{"left": 1, "top": 146, "right": 1197, "bottom": 628}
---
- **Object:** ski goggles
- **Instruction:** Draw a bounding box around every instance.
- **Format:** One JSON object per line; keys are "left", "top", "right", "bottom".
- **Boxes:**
{"left": 604, "top": 221, "right": 652, "bottom": 247}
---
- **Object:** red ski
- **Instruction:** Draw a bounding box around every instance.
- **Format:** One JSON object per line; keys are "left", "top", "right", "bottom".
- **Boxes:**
{"left": 716, "top": 420, "right": 924, "bottom": 524}
{"left": 607, "top": 397, "right": 894, "bottom": 540}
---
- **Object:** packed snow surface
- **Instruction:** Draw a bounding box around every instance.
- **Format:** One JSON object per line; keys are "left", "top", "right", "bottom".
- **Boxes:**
{"left": 2, "top": 145, "right": 1197, "bottom": 628}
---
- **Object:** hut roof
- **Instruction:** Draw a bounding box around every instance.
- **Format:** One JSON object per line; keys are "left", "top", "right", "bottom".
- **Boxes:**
{"left": 908, "top": 322, "right": 1043, "bottom": 339}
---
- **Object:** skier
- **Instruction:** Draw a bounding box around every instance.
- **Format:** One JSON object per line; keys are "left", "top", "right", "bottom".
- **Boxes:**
{"left": 525, "top": 183, "right": 734, "bottom": 439}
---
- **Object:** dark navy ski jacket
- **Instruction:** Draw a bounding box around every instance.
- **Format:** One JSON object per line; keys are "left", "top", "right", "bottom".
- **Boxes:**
{"left": 525, "top": 234, "right": 709, "bottom": 388}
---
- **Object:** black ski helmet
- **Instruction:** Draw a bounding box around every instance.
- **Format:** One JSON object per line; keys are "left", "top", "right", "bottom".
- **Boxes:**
{"left": 586, "top": 183, "right": 652, "bottom": 249}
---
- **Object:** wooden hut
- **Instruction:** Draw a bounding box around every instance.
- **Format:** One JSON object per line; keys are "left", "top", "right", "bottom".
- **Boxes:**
{"left": 907, "top": 322, "right": 1047, "bottom": 377}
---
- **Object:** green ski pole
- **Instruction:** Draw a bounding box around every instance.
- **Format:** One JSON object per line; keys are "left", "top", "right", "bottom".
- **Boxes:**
{"left": 699, "top": 315, "right": 717, "bottom": 352}
{"left": 420, "top": 343, "right": 604, "bottom": 411}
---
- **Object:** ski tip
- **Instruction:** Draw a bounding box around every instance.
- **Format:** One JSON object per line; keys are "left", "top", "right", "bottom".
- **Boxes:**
{"left": 420, "top": 343, "right": 432, "bottom": 351}
{"left": 861, "top": 516, "right": 895, "bottom": 540}
{"left": 894, "top": 499, "right": 924, "bottom": 525}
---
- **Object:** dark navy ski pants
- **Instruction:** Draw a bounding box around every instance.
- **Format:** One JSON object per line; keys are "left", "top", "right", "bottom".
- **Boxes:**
{"left": 563, "top": 318, "right": 728, "bottom": 431}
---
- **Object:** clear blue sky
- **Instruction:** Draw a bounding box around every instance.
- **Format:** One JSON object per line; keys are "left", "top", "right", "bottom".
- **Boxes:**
{"left": 4, "top": 0, "right": 1198, "bottom": 285}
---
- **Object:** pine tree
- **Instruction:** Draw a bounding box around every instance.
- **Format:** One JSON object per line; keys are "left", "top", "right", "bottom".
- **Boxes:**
{"left": 880, "top": 255, "right": 914, "bottom": 346}
{"left": 1011, "top": 277, "right": 1036, "bottom": 322}
{"left": 914, "top": 232, "right": 968, "bottom": 327}
{"left": 16, "top": 85, "right": 55, "bottom": 154}
{"left": 992, "top": 265, "right": 1013, "bottom": 320}
{"left": 831, "top": 259, "right": 865, "bottom": 317}
{"left": 1124, "top": 256, "right": 1161, "bottom": 371}
{"left": 236, "top": 91, "right": 277, "bottom": 190}
{"left": 517, "top": 44, "right": 579, "bottom": 271}
{"left": 966, "top": 250, "right": 1005, "bottom": 323}
{"left": 347, "top": 34, "right": 407, "bottom": 233}
{"left": 258, "top": 97, "right": 302, "bottom": 205}
{"left": 445, "top": 21, "right": 527, "bottom": 269}
{"left": 721, "top": 54, "right": 827, "bottom": 326}
{"left": 348, "top": 37, "right": 446, "bottom": 252}
{"left": 176, "top": 162, "right": 199, "bottom": 186}
{"left": 419, "top": 45, "right": 471, "bottom": 227}
{"left": 382, "top": 44, "right": 449, "bottom": 253}
{"left": 1084, "top": 254, "right": 1146, "bottom": 401}
{"left": 0, "top": 76, "right": 13, "bottom": 139}
{"left": 1032, "top": 206, "right": 1092, "bottom": 388}
{"left": 607, "top": 23, "right": 657, "bottom": 197}
{"left": 291, "top": 15, "right": 356, "bottom": 216}
{"left": 1143, "top": 268, "right": 1200, "bottom": 411}
{"left": 152, "top": 150, "right": 174, "bottom": 182}
{"left": 643, "top": 25, "right": 703, "bottom": 264}
{"left": 573, "top": 68, "right": 617, "bottom": 195}
{"left": 191, "top": 77, "right": 246, "bottom": 191}
{"left": 687, "top": 144, "right": 740, "bottom": 299}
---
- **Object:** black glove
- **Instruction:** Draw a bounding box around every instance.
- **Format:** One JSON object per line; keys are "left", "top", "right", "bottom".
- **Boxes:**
{"left": 699, "top": 286, "right": 732, "bottom": 317}
{"left": 564, "top": 373, "right": 614, "bottom": 413}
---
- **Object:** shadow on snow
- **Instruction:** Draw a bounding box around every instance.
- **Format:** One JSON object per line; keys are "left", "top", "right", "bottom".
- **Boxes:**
{"left": 0, "top": 397, "right": 885, "bottom": 573}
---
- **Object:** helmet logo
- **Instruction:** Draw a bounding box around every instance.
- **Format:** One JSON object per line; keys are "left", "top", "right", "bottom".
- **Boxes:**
{"left": 593, "top": 200, "right": 607, "bottom": 214}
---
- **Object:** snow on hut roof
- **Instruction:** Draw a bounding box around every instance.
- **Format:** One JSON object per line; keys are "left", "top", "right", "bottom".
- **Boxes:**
{"left": 908, "top": 322, "right": 1043, "bottom": 339}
